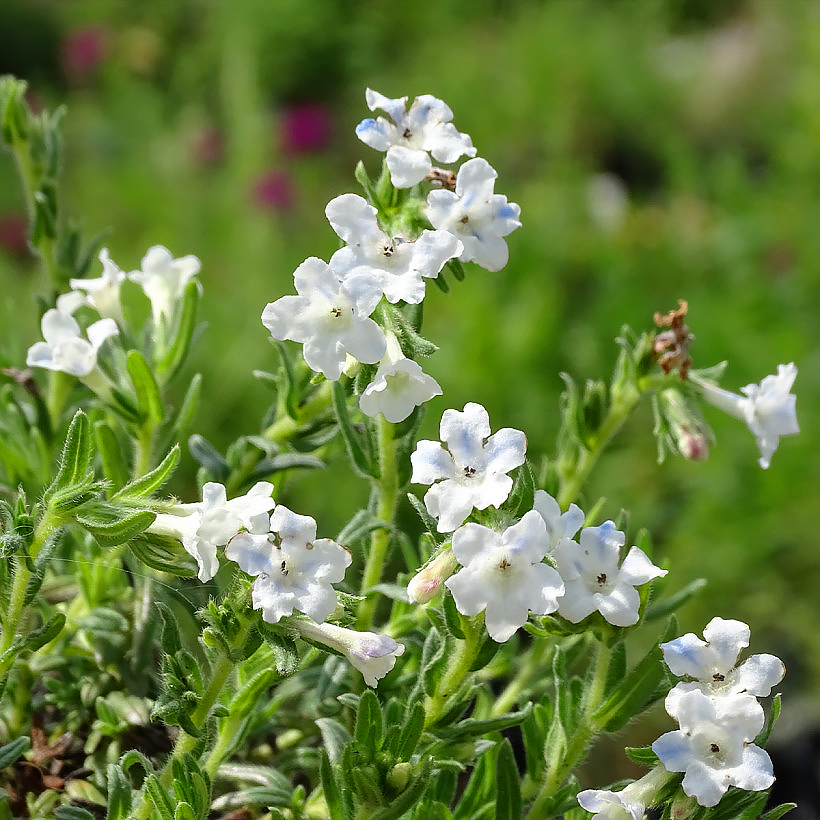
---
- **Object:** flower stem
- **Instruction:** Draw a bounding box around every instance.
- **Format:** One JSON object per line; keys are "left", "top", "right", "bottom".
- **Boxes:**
{"left": 557, "top": 387, "right": 641, "bottom": 509}
{"left": 525, "top": 639, "right": 612, "bottom": 819}
{"left": 357, "top": 416, "right": 398, "bottom": 631}
{"left": 424, "top": 613, "right": 484, "bottom": 727}
{"left": 128, "top": 615, "right": 252, "bottom": 819}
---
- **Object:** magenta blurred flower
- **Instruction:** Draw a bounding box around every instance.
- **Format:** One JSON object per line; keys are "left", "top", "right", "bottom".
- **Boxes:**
{"left": 61, "top": 26, "right": 110, "bottom": 82}
{"left": 252, "top": 170, "right": 294, "bottom": 211}
{"left": 0, "top": 214, "right": 29, "bottom": 259}
{"left": 280, "top": 103, "right": 334, "bottom": 155}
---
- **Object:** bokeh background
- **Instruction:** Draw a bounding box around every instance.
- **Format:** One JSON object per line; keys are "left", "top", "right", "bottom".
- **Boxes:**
{"left": 2, "top": 0, "right": 818, "bottom": 809}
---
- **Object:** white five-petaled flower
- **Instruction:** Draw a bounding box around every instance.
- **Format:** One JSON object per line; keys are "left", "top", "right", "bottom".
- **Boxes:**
{"left": 554, "top": 521, "right": 667, "bottom": 627}
{"left": 69, "top": 248, "right": 126, "bottom": 321}
{"left": 149, "top": 481, "right": 275, "bottom": 582}
{"left": 359, "top": 332, "right": 442, "bottom": 423}
{"left": 291, "top": 619, "right": 404, "bottom": 687}
{"left": 532, "top": 489, "right": 585, "bottom": 552}
{"left": 445, "top": 511, "right": 565, "bottom": 642}
{"left": 694, "top": 363, "right": 799, "bottom": 469}
{"left": 128, "top": 245, "right": 201, "bottom": 327}
{"left": 225, "top": 505, "right": 352, "bottom": 625}
{"left": 577, "top": 767, "right": 671, "bottom": 820}
{"left": 27, "top": 309, "right": 118, "bottom": 381}
{"left": 426, "top": 157, "right": 522, "bottom": 272}
{"left": 355, "top": 88, "right": 476, "bottom": 188}
{"left": 325, "top": 193, "right": 462, "bottom": 304}
{"left": 652, "top": 689, "right": 774, "bottom": 807}
{"left": 261, "top": 257, "right": 386, "bottom": 381}
{"left": 661, "top": 617, "right": 785, "bottom": 718}
{"left": 410, "top": 402, "right": 527, "bottom": 532}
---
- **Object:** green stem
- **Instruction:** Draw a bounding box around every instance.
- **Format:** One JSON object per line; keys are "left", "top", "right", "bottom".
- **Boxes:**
{"left": 557, "top": 388, "right": 641, "bottom": 510}
{"left": 424, "top": 613, "right": 484, "bottom": 727}
{"left": 128, "top": 616, "right": 252, "bottom": 820}
{"left": 10, "top": 134, "right": 60, "bottom": 292}
{"left": 357, "top": 416, "right": 398, "bottom": 631}
{"left": 0, "top": 511, "right": 61, "bottom": 681}
{"left": 525, "top": 640, "right": 612, "bottom": 820}
{"left": 490, "top": 640, "right": 552, "bottom": 718}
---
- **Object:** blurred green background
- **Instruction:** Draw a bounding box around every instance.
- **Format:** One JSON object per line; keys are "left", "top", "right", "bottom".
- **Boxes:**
{"left": 1, "top": 0, "right": 818, "bottom": 745}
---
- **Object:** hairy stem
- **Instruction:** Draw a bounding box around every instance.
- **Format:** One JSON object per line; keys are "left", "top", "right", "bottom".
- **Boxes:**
{"left": 525, "top": 639, "right": 612, "bottom": 819}
{"left": 357, "top": 416, "right": 398, "bottom": 631}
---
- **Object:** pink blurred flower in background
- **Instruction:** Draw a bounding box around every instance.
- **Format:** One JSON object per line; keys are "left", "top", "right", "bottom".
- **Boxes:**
{"left": 0, "top": 214, "right": 29, "bottom": 259}
{"left": 61, "top": 26, "right": 110, "bottom": 82}
{"left": 280, "top": 103, "right": 334, "bottom": 155}
{"left": 252, "top": 170, "right": 294, "bottom": 211}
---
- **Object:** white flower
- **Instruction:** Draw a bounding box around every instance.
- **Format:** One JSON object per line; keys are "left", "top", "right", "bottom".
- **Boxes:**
{"left": 359, "top": 332, "right": 442, "bottom": 423}
{"left": 577, "top": 767, "right": 671, "bottom": 820}
{"left": 554, "top": 522, "right": 667, "bottom": 627}
{"left": 532, "top": 489, "right": 584, "bottom": 552}
{"left": 261, "top": 257, "right": 386, "bottom": 381}
{"left": 694, "top": 363, "right": 799, "bottom": 469}
{"left": 410, "top": 402, "right": 527, "bottom": 532}
{"left": 149, "top": 481, "right": 275, "bottom": 582}
{"left": 225, "top": 505, "right": 351, "bottom": 624}
{"left": 661, "top": 617, "right": 785, "bottom": 717}
{"left": 325, "top": 193, "right": 462, "bottom": 304}
{"left": 292, "top": 619, "right": 404, "bottom": 687}
{"left": 652, "top": 689, "right": 774, "bottom": 807}
{"left": 27, "top": 309, "right": 118, "bottom": 379}
{"left": 445, "top": 511, "right": 564, "bottom": 642}
{"left": 128, "top": 245, "right": 201, "bottom": 327}
{"left": 426, "top": 158, "right": 521, "bottom": 272}
{"left": 355, "top": 88, "right": 476, "bottom": 188}
{"left": 69, "top": 248, "right": 126, "bottom": 321}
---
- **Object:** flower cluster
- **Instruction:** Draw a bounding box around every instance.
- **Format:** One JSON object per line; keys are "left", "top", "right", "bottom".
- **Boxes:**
{"left": 578, "top": 619, "right": 784, "bottom": 816}
{"left": 652, "top": 617, "right": 784, "bottom": 806}
{"left": 26, "top": 244, "right": 200, "bottom": 392}
{"left": 410, "top": 402, "right": 667, "bottom": 641}
{"left": 149, "top": 480, "right": 402, "bottom": 686}
{"left": 261, "top": 89, "right": 521, "bottom": 424}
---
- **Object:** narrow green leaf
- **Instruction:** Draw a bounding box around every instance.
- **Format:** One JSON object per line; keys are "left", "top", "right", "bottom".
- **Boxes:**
{"left": 188, "top": 434, "right": 229, "bottom": 481}
{"left": 494, "top": 739, "right": 522, "bottom": 820}
{"left": 316, "top": 718, "right": 352, "bottom": 764}
{"left": 0, "top": 736, "right": 29, "bottom": 769}
{"left": 395, "top": 700, "right": 426, "bottom": 761}
{"left": 624, "top": 746, "right": 659, "bottom": 767}
{"left": 18, "top": 612, "right": 65, "bottom": 653}
{"left": 112, "top": 444, "right": 180, "bottom": 500}
{"left": 442, "top": 593, "right": 466, "bottom": 640}
{"left": 319, "top": 749, "right": 344, "bottom": 820}
{"left": 76, "top": 506, "right": 157, "bottom": 548}
{"left": 157, "top": 279, "right": 199, "bottom": 379}
{"left": 755, "top": 692, "right": 781, "bottom": 748}
{"left": 145, "top": 774, "right": 176, "bottom": 820}
{"left": 259, "top": 628, "right": 300, "bottom": 677}
{"left": 94, "top": 421, "right": 129, "bottom": 489}
{"left": 47, "top": 410, "right": 92, "bottom": 495}
{"left": 129, "top": 532, "right": 199, "bottom": 577}
{"left": 440, "top": 704, "right": 532, "bottom": 742}
{"left": 56, "top": 808, "right": 95, "bottom": 820}
{"left": 106, "top": 762, "right": 133, "bottom": 820}
{"left": 156, "top": 602, "right": 182, "bottom": 655}
{"left": 645, "top": 578, "right": 707, "bottom": 621}
{"left": 332, "top": 381, "right": 377, "bottom": 478}
{"left": 127, "top": 350, "right": 164, "bottom": 423}
{"left": 760, "top": 804, "right": 797, "bottom": 820}
{"left": 454, "top": 753, "right": 492, "bottom": 820}
{"left": 355, "top": 689, "right": 384, "bottom": 751}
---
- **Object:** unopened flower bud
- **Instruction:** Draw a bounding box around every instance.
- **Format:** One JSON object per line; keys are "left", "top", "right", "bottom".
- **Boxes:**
{"left": 657, "top": 388, "right": 713, "bottom": 463}
{"left": 386, "top": 762, "right": 413, "bottom": 791}
{"left": 407, "top": 548, "right": 459, "bottom": 604}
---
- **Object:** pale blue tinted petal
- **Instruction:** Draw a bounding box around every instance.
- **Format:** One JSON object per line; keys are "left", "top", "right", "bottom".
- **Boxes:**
{"left": 735, "top": 654, "right": 785, "bottom": 697}
{"left": 410, "top": 440, "right": 454, "bottom": 484}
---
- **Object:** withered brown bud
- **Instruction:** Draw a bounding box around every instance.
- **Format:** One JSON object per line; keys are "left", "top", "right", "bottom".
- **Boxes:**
{"left": 653, "top": 300, "right": 694, "bottom": 379}
{"left": 426, "top": 167, "right": 457, "bottom": 191}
